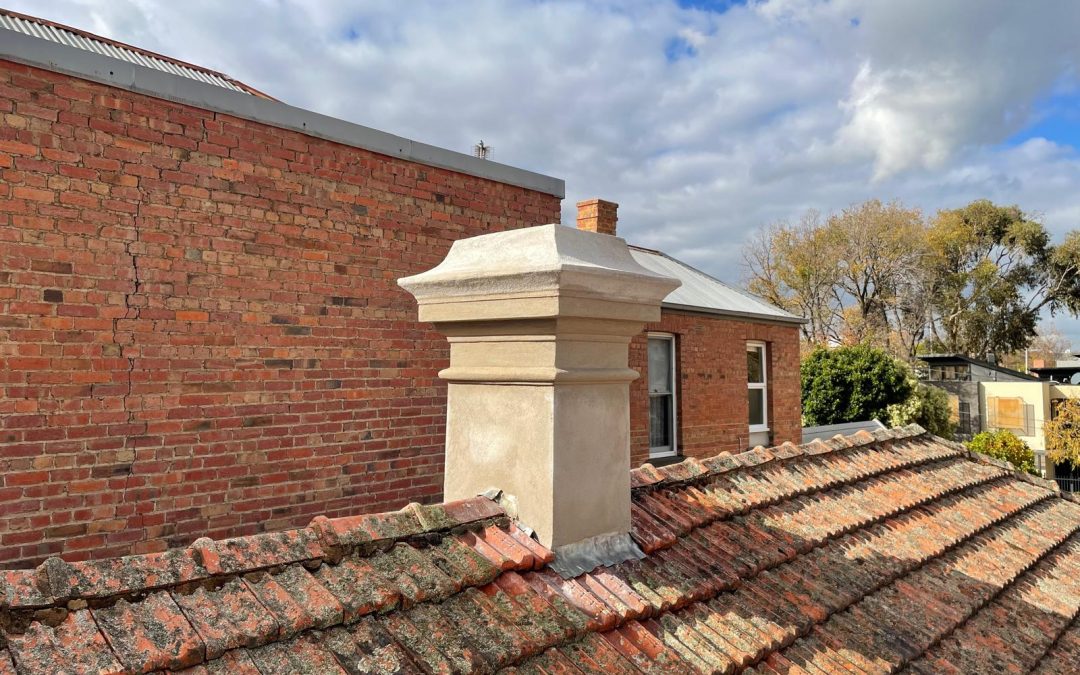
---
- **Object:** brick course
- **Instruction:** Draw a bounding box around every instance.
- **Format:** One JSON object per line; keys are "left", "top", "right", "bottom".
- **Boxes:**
{"left": 629, "top": 311, "right": 802, "bottom": 466}
{"left": 0, "top": 60, "right": 560, "bottom": 567}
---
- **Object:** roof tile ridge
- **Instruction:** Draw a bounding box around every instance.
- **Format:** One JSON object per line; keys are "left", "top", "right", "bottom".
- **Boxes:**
{"left": 310, "top": 496, "right": 505, "bottom": 562}
{"left": 1, "top": 496, "right": 505, "bottom": 612}
{"left": 628, "top": 426, "right": 964, "bottom": 554}
{"left": 963, "top": 446, "right": 1080, "bottom": 502}
{"left": 629, "top": 423, "right": 931, "bottom": 493}
{"left": 941, "top": 422, "right": 1080, "bottom": 502}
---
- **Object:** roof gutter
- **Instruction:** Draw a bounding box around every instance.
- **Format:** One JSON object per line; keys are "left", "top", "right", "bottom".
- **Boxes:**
{"left": 0, "top": 30, "right": 565, "bottom": 198}
{"left": 660, "top": 301, "right": 809, "bottom": 325}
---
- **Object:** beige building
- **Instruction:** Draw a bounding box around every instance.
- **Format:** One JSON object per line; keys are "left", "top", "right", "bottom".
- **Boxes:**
{"left": 981, "top": 380, "right": 1080, "bottom": 487}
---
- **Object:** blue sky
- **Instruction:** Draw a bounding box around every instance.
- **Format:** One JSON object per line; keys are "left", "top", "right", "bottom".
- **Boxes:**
{"left": 10, "top": 0, "right": 1080, "bottom": 344}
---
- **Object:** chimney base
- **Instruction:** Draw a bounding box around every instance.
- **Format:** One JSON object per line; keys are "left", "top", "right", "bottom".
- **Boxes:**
{"left": 549, "top": 531, "right": 644, "bottom": 578}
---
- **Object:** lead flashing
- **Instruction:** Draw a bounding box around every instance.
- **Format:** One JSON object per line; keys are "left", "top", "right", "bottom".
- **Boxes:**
{"left": 0, "top": 29, "right": 565, "bottom": 198}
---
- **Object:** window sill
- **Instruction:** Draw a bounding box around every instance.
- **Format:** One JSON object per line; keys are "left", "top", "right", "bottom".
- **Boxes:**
{"left": 646, "top": 454, "right": 684, "bottom": 468}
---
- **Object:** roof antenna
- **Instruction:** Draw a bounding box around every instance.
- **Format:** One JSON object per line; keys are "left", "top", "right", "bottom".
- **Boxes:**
{"left": 473, "top": 140, "right": 492, "bottom": 160}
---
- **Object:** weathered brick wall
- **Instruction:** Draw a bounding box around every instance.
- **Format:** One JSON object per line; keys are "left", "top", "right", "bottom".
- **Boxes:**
{"left": 629, "top": 311, "right": 802, "bottom": 466}
{"left": 0, "top": 60, "right": 561, "bottom": 567}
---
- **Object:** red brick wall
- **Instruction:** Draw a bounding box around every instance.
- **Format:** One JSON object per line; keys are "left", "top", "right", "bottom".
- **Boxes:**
{"left": 629, "top": 311, "right": 802, "bottom": 466}
{"left": 0, "top": 60, "right": 561, "bottom": 567}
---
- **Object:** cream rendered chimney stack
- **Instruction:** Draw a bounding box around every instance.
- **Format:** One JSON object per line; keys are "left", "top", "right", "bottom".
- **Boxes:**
{"left": 576, "top": 198, "right": 618, "bottom": 235}
{"left": 398, "top": 224, "right": 679, "bottom": 558}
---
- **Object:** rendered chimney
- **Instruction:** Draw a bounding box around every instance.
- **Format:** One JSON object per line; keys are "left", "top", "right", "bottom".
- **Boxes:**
{"left": 576, "top": 198, "right": 618, "bottom": 236}
{"left": 398, "top": 224, "right": 679, "bottom": 560}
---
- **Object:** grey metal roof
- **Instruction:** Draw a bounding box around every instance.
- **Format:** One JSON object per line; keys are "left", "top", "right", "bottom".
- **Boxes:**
{"left": 0, "top": 9, "right": 269, "bottom": 97}
{"left": 629, "top": 246, "right": 805, "bottom": 324}
{"left": 802, "top": 419, "right": 887, "bottom": 442}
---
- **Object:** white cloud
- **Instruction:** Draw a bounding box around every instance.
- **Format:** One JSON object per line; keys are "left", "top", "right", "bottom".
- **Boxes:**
{"left": 7, "top": 1, "right": 1080, "bottom": 309}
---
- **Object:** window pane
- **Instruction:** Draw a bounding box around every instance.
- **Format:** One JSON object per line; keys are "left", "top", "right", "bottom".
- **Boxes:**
{"left": 648, "top": 338, "right": 671, "bottom": 393}
{"left": 748, "top": 388, "right": 765, "bottom": 426}
{"left": 650, "top": 395, "right": 672, "bottom": 450}
{"left": 747, "top": 346, "right": 764, "bottom": 383}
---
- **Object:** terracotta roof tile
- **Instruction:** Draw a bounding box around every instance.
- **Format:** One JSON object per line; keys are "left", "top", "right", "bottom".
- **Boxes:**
{"left": 171, "top": 648, "right": 262, "bottom": 674}
{"left": 313, "top": 556, "right": 400, "bottom": 622}
{"left": 170, "top": 578, "right": 279, "bottom": 660}
{"left": 241, "top": 564, "right": 343, "bottom": 639}
{"left": 48, "top": 549, "right": 208, "bottom": 600}
{"left": 0, "top": 570, "right": 51, "bottom": 609}
{"left": 245, "top": 633, "right": 348, "bottom": 674}
{"left": 319, "top": 618, "right": 421, "bottom": 674}
{"left": 189, "top": 527, "right": 322, "bottom": 575}
{"left": 92, "top": 592, "right": 204, "bottom": 672}
{"left": 4, "top": 426, "right": 1080, "bottom": 673}
{"left": 5, "top": 609, "right": 124, "bottom": 674}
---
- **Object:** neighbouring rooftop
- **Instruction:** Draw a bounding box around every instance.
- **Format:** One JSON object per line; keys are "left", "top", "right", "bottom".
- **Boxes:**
{"left": 3, "top": 425, "right": 1080, "bottom": 673}
{"left": 0, "top": 8, "right": 272, "bottom": 98}
{"left": 629, "top": 246, "right": 805, "bottom": 325}
{"left": 919, "top": 353, "right": 1039, "bottom": 382}
{"left": 0, "top": 8, "right": 564, "bottom": 197}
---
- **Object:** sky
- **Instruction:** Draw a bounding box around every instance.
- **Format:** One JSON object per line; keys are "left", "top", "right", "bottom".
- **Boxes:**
{"left": 10, "top": 0, "right": 1080, "bottom": 343}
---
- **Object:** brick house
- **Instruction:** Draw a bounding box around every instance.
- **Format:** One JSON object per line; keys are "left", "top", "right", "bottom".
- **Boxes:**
{"left": 0, "top": 11, "right": 562, "bottom": 567}
{"left": 0, "top": 10, "right": 801, "bottom": 567}
{"left": 573, "top": 201, "right": 804, "bottom": 467}
{"left": 2, "top": 219, "right": 1078, "bottom": 674}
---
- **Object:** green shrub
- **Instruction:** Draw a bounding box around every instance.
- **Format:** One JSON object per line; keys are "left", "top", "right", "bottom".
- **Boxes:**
{"left": 966, "top": 430, "right": 1037, "bottom": 475}
{"left": 801, "top": 345, "right": 913, "bottom": 426}
{"left": 886, "top": 382, "right": 955, "bottom": 440}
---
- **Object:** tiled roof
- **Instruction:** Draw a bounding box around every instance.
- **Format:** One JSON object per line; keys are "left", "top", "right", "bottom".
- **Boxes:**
{"left": 2, "top": 425, "right": 1079, "bottom": 673}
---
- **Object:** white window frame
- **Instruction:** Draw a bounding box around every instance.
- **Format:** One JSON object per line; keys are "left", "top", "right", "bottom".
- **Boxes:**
{"left": 747, "top": 341, "right": 769, "bottom": 433}
{"left": 648, "top": 333, "right": 678, "bottom": 459}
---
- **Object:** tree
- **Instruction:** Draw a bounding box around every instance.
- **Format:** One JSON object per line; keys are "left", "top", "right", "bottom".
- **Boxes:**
{"left": 745, "top": 201, "right": 928, "bottom": 354}
{"left": 966, "top": 430, "right": 1037, "bottom": 475}
{"left": 999, "top": 322, "right": 1072, "bottom": 371}
{"left": 822, "top": 200, "right": 927, "bottom": 351}
{"left": 886, "top": 382, "right": 954, "bottom": 440}
{"left": 1044, "top": 398, "right": 1080, "bottom": 469}
{"left": 801, "top": 345, "right": 913, "bottom": 426}
{"left": 744, "top": 198, "right": 1080, "bottom": 361}
{"left": 925, "top": 200, "right": 1080, "bottom": 357}
{"left": 745, "top": 211, "right": 842, "bottom": 346}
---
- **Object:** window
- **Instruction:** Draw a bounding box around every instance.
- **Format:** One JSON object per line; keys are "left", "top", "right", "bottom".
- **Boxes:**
{"left": 958, "top": 401, "right": 972, "bottom": 436}
{"left": 747, "top": 342, "right": 768, "bottom": 432}
{"left": 928, "top": 364, "right": 970, "bottom": 382}
{"left": 985, "top": 396, "right": 1033, "bottom": 436}
{"left": 648, "top": 335, "right": 677, "bottom": 458}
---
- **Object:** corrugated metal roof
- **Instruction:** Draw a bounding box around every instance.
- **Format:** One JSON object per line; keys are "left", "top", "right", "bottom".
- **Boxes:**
{"left": 0, "top": 8, "right": 272, "bottom": 98}
{"left": 629, "top": 245, "right": 805, "bottom": 324}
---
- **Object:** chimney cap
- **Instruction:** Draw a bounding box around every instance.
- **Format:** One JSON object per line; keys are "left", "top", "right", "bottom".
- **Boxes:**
{"left": 399, "top": 223, "right": 679, "bottom": 324}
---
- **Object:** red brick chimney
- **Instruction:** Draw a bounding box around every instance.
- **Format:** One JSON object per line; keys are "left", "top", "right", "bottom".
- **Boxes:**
{"left": 576, "top": 199, "right": 618, "bottom": 236}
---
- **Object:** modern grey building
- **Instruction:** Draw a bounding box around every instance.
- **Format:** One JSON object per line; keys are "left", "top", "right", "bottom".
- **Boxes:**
{"left": 919, "top": 354, "right": 1038, "bottom": 439}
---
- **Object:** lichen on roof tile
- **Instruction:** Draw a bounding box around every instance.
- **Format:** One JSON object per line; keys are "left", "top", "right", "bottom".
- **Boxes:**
{"left": 4, "top": 428, "right": 1080, "bottom": 673}
{"left": 91, "top": 591, "right": 204, "bottom": 672}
